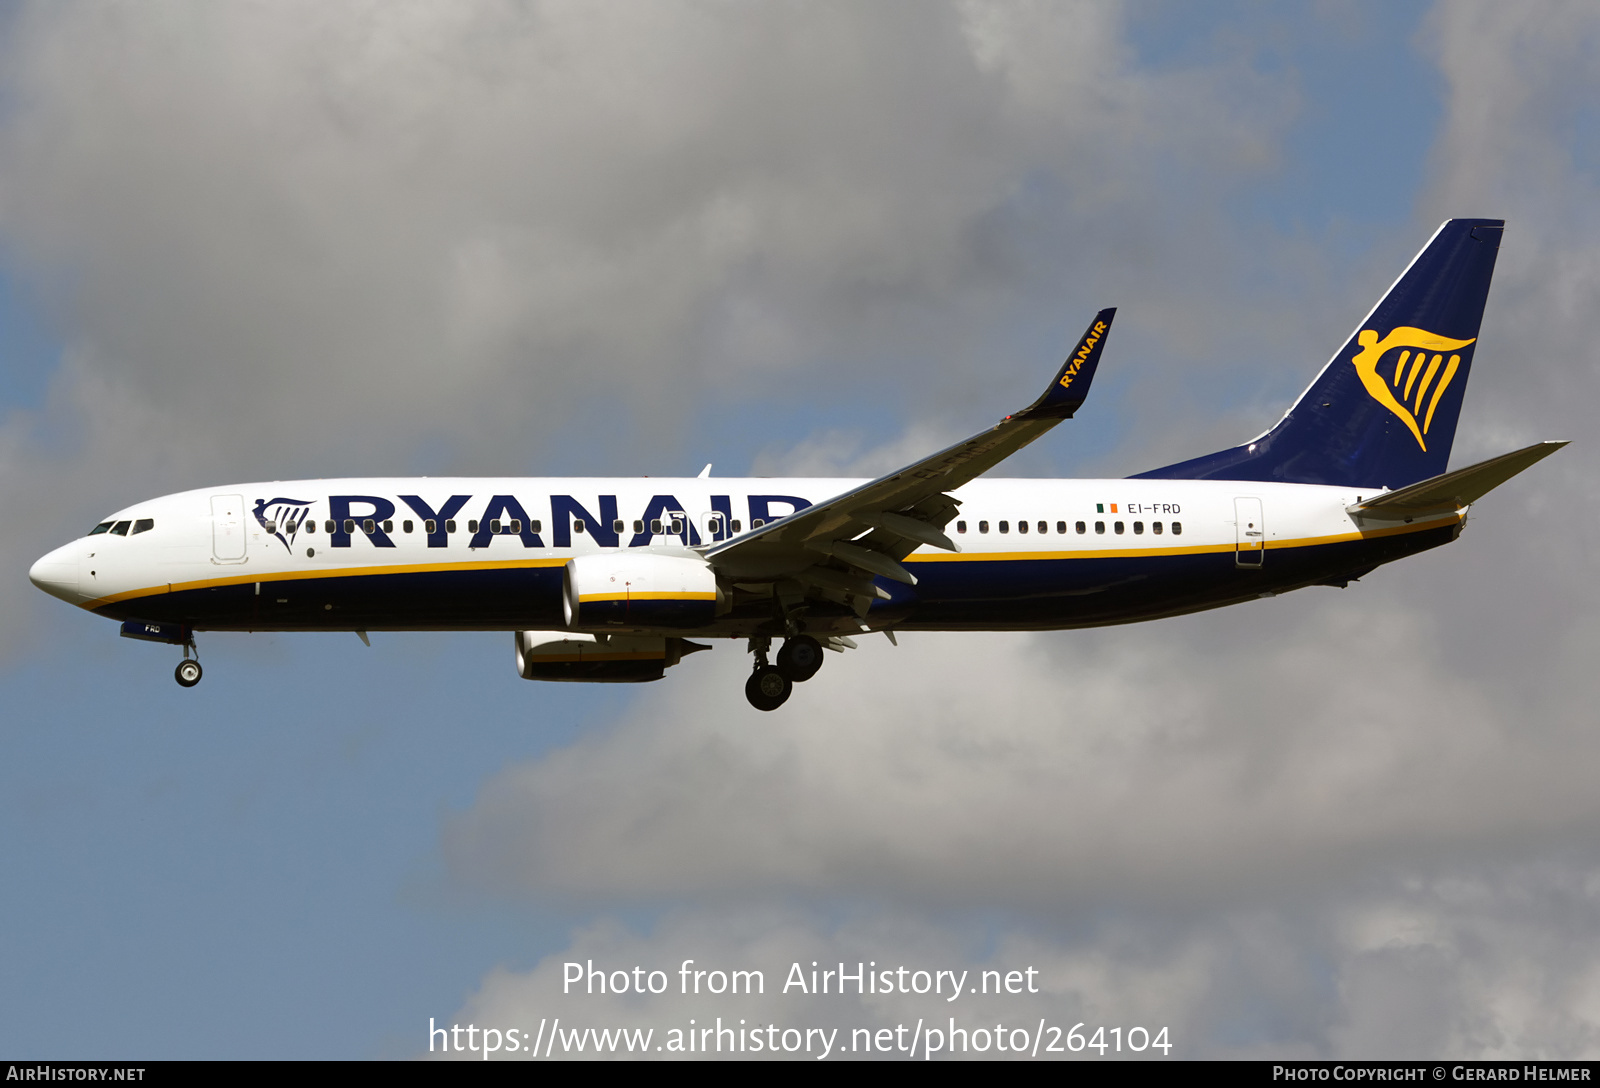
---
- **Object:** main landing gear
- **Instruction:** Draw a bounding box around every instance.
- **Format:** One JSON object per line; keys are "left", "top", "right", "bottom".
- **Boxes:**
{"left": 777, "top": 634, "right": 823, "bottom": 682}
{"left": 745, "top": 664, "right": 789, "bottom": 712}
{"left": 174, "top": 637, "right": 202, "bottom": 688}
{"left": 744, "top": 634, "right": 825, "bottom": 711}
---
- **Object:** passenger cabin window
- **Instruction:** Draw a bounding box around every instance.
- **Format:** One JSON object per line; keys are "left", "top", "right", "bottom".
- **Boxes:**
{"left": 490, "top": 519, "right": 502, "bottom": 534}
{"left": 979, "top": 521, "right": 990, "bottom": 534}
{"left": 1038, "top": 521, "right": 1047, "bottom": 534}
{"left": 424, "top": 519, "right": 435, "bottom": 534}
{"left": 110, "top": 521, "right": 131, "bottom": 536}
{"left": 613, "top": 519, "right": 625, "bottom": 533}
{"left": 304, "top": 521, "right": 316, "bottom": 534}
{"left": 999, "top": 521, "right": 1010, "bottom": 534}
{"left": 363, "top": 519, "right": 375, "bottom": 534}
{"left": 752, "top": 519, "right": 765, "bottom": 529}
{"left": 1114, "top": 521, "right": 1125, "bottom": 534}
{"left": 1172, "top": 522, "right": 1183, "bottom": 535}
{"left": 1056, "top": 521, "right": 1066, "bottom": 534}
{"left": 651, "top": 519, "right": 663, "bottom": 534}
{"left": 1076, "top": 521, "right": 1086, "bottom": 534}
{"left": 510, "top": 519, "right": 522, "bottom": 534}
{"left": 1133, "top": 521, "right": 1144, "bottom": 535}
{"left": 1095, "top": 521, "right": 1105, "bottom": 534}
{"left": 89, "top": 522, "right": 113, "bottom": 536}
{"left": 1152, "top": 522, "right": 1163, "bottom": 535}
{"left": 633, "top": 520, "right": 644, "bottom": 534}
{"left": 573, "top": 520, "right": 584, "bottom": 534}
{"left": 446, "top": 519, "right": 457, "bottom": 534}
{"left": 403, "top": 520, "right": 414, "bottom": 534}
{"left": 468, "top": 520, "right": 479, "bottom": 533}
{"left": 325, "top": 520, "right": 336, "bottom": 534}
{"left": 1017, "top": 520, "right": 1028, "bottom": 534}
{"left": 264, "top": 521, "right": 277, "bottom": 534}
{"left": 383, "top": 520, "right": 393, "bottom": 533}
{"left": 957, "top": 521, "right": 967, "bottom": 534}
{"left": 132, "top": 518, "right": 154, "bottom": 535}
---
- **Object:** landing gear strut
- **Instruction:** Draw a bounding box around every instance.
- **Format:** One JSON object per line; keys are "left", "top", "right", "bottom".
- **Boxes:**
{"left": 744, "top": 635, "right": 791, "bottom": 711}
{"left": 174, "top": 638, "right": 202, "bottom": 688}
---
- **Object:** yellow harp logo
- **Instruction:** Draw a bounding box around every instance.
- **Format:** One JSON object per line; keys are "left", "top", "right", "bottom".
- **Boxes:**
{"left": 1350, "top": 327, "right": 1476, "bottom": 451}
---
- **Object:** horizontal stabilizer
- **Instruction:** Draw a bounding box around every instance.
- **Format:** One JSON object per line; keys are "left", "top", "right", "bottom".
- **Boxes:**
{"left": 1347, "top": 440, "right": 1567, "bottom": 521}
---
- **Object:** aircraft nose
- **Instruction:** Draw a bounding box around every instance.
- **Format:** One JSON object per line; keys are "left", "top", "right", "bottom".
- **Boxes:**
{"left": 28, "top": 544, "right": 80, "bottom": 603}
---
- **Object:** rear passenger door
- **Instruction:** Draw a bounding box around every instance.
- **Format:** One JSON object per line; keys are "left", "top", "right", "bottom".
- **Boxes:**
{"left": 1234, "top": 497, "right": 1264, "bottom": 568}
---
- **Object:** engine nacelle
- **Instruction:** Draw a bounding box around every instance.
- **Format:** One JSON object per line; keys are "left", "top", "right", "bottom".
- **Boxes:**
{"left": 563, "top": 551, "right": 721, "bottom": 630}
{"left": 515, "top": 629, "right": 704, "bottom": 683}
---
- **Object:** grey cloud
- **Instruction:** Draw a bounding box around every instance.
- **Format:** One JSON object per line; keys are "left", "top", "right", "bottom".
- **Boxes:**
{"left": 0, "top": 1, "right": 1297, "bottom": 481}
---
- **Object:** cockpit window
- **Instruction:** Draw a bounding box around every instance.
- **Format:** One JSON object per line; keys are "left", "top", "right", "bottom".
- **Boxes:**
{"left": 89, "top": 522, "right": 113, "bottom": 536}
{"left": 132, "top": 518, "right": 154, "bottom": 535}
{"left": 110, "top": 521, "right": 132, "bottom": 536}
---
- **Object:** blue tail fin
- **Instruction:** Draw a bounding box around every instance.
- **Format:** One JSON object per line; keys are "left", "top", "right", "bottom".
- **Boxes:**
{"left": 1134, "top": 218, "right": 1504, "bottom": 489}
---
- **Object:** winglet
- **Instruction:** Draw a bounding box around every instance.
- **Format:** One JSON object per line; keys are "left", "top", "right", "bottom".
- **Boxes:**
{"left": 1014, "top": 308, "right": 1116, "bottom": 420}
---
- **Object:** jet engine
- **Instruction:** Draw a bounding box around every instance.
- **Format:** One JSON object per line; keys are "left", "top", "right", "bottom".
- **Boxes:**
{"left": 562, "top": 552, "right": 723, "bottom": 629}
{"left": 514, "top": 629, "right": 707, "bottom": 683}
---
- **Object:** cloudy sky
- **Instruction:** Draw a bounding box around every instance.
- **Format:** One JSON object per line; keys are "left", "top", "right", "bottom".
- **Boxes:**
{"left": 3, "top": 0, "right": 1598, "bottom": 1060}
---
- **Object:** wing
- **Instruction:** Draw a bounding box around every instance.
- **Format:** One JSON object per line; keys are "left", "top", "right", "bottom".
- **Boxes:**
{"left": 706, "top": 309, "right": 1116, "bottom": 608}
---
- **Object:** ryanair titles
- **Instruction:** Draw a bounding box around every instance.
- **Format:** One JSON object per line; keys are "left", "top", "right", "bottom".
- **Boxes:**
{"left": 252, "top": 493, "right": 813, "bottom": 553}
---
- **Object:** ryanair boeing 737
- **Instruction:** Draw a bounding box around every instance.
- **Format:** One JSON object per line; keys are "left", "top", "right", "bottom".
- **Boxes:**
{"left": 28, "top": 219, "right": 1564, "bottom": 709}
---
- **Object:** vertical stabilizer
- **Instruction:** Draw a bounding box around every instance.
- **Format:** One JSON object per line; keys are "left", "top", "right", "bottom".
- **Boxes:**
{"left": 1135, "top": 219, "right": 1503, "bottom": 489}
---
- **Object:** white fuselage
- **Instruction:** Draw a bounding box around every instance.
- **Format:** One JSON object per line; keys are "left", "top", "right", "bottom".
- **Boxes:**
{"left": 30, "top": 475, "right": 1459, "bottom": 638}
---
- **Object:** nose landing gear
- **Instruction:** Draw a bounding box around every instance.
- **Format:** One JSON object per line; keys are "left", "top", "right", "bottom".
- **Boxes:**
{"left": 174, "top": 636, "right": 202, "bottom": 687}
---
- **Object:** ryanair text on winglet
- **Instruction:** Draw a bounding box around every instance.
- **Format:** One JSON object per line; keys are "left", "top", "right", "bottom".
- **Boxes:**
{"left": 1058, "top": 320, "right": 1108, "bottom": 391}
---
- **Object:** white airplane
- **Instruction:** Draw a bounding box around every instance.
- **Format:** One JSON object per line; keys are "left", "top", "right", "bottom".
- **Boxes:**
{"left": 29, "top": 218, "right": 1563, "bottom": 710}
